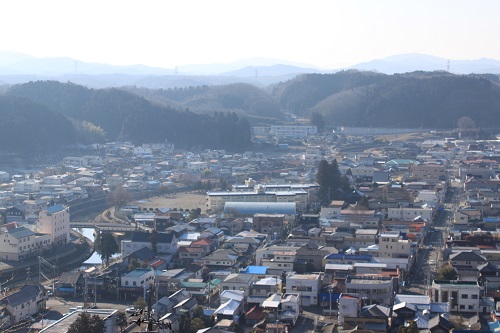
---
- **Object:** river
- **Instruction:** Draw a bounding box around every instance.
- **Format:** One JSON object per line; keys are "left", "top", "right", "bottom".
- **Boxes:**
{"left": 73, "top": 228, "right": 121, "bottom": 265}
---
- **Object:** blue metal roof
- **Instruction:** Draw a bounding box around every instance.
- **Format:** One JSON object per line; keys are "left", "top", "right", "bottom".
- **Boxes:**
{"left": 241, "top": 266, "right": 268, "bottom": 274}
{"left": 45, "top": 204, "right": 65, "bottom": 214}
{"left": 9, "top": 227, "right": 35, "bottom": 238}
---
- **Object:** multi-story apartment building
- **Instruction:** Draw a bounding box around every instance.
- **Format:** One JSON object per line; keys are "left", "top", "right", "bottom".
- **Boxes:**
{"left": 345, "top": 275, "right": 394, "bottom": 306}
{"left": 409, "top": 163, "right": 445, "bottom": 180}
{"left": 286, "top": 272, "right": 322, "bottom": 306}
{"left": 36, "top": 204, "right": 70, "bottom": 247}
{"left": 269, "top": 125, "right": 317, "bottom": 140}
{"left": 431, "top": 280, "right": 481, "bottom": 313}
{"left": 378, "top": 232, "right": 411, "bottom": 259}
{"left": 13, "top": 179, "right": 40, "bottom": 193}
{"left": 253, "top": 214, "right": 285, "bottom": 238}
{"left": 255, "top": 245, "right": 299, "bottom": 266}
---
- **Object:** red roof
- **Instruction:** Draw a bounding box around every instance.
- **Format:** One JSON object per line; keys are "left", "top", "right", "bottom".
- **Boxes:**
{"left": 245, "top": 306, "right": 263, "bottom": 320}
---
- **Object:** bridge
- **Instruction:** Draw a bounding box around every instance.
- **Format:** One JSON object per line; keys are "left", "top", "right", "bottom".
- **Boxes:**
{"left": 70, "top": 222, "right": 137, "bottom": 232}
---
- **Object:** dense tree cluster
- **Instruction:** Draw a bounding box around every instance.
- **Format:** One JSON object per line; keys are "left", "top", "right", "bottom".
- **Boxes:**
{"left": 273, "top": 71, "right": 500, "bottom": 129}
{"left": 315, "top": 159, "right": 351, "bottom": 205}
{"left": 0, "top": 95, "right": 77, "bottom": 151}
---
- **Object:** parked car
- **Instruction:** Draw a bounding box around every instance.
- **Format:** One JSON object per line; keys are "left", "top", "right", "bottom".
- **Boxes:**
{"left": 126, "top": 307, "right": 136, "bottom": 314}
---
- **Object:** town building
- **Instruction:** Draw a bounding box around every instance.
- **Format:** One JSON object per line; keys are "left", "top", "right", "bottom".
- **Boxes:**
{"left": 36, "top": 204, "right": 70, "bottom": 247}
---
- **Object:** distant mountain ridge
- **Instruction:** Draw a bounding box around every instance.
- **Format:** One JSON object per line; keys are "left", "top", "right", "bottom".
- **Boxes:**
{"left": 2, "top": 51, "right": 500, "bottom": 88}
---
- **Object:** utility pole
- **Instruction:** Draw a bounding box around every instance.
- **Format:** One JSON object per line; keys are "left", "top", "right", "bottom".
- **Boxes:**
{"left": 38, "top": 256, "right": 41, "bottom": 284}
{"left": 94, "top": 273, "right": 97, "bottom": 307}
{"left": 84, "top": 273, "right": 88, "bottom": 308}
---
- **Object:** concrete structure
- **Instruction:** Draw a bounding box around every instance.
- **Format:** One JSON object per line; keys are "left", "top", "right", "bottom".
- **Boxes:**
{"left": 431, "top": 280, "right": 480, "bottom": 313}
{"left": 410, "top": 163, "right": 445, "bottom": 180}
{"left": 40, "top": 309, "right": 117, "bottom": 333}
{"left": 378, "top": 232, "right": 412, "bottom": 259}
{"left": 207, "top": 180, "right": 320, "bottom": 212}
{"left": 286, "top": 272, "right": 322, "bottom": 306}
{"left": 0, "top": 227, "right": 51, "bottom": 261}
{"left": 36, "top": 205, "right": 70, "bottom": 247}
{"left": 338, "top": 293, "right": 362, "bottom": 325}
{"left": 121, "top": 268, "right": 155, "bottom": 288}
{"left": 387, "top": 207, "right": 434, "bottom": 221}
{"left": 253, "top": 214, "right": 285, "bottom": 239}
{"left": 345, "top": 276, "right": 394, "bottom": 306}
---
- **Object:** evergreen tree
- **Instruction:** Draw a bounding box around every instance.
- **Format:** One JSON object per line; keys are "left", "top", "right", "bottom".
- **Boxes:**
{"left": 94, "top": 232, "right": 119, "bottom": 266}
{"left": 316, "top": 159, "right": 351, "bottom": 205}
{"left": 150, "top": 230, "right": 158, "bottom": 254}
{"left": 310, "top": 111, "right": 325, "bottom": 132}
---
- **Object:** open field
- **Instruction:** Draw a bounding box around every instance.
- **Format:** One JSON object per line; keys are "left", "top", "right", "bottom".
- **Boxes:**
{"left": 130, "top": 191, "right": 208, "bottom": 211}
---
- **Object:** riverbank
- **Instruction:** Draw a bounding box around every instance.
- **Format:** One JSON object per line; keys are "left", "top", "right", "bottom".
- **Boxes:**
{"left": 0, "top": 230, "right": 94, "bottom": 289}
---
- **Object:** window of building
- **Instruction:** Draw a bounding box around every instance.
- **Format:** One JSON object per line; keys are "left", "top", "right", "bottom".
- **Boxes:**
{"left": 461, "top": 294, "right": 468, "bottom": 299}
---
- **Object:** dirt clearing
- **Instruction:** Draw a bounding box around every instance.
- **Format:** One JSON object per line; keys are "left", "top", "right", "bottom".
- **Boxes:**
{"left": 130, "top": 191, "right": 208, "bottom": 211}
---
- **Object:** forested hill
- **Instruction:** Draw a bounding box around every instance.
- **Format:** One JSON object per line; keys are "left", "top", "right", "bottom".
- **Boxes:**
{"left": 272, "top": 71, "right": 500, "bottom": 129}
{"left": 6, "top": 81, "right": 251, "bottom": 152}
{"left": 124, "top": 82, "right": 284, "bottom": 124}
{"left": 0, "top": 95, "right": 77, "bottom": 151}
{"left": 4, "top": 71, "right": 500, "bottom": 153}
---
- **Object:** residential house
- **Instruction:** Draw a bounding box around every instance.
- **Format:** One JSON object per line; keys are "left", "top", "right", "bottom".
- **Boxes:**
{"left": 221, "top": 273, "right": 257, "bottom": 297}
{"left": 202, "top": 249, "right": 238, "bottom": 269}
{"left": 173, "top": 297, "right": 198, "bottom": 318}
{"left": 248, "top": 276, "right": 282, "bottom": 307}
{"left": 200, "top": 227, "right": 225, "bottom": 246}
{"left": 0, "top": 284, "right": 47, "bottom": 326}
{"left": 342, "top": 304, "right": 391, "bottom": 333}
{"left": 56, "top": 272, "right": 83, "bottom": 298}
{"left": 449, "top": 250, "right": 487, "bottom": 270}
{"left": 152, "top": 289, "right": 191, "bottom": 319}
{"left": 179, "top": 247, "right": 205, "bottom": 265}
{"left": 4, "top": 206, "right": 24, "bottom": 223}
{"left": 214, "top": 299, "right": 241, "bottom": 321}
{"left": 121, "top": 231, "right": 178, "bottom": 257}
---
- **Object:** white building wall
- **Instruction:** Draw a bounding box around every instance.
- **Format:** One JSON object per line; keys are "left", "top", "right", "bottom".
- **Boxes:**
{"left": 37, "top": 206, "right": 70, "bottom": 246}
{"left": 286, "top": 273, "right": 322, "bottom": 306}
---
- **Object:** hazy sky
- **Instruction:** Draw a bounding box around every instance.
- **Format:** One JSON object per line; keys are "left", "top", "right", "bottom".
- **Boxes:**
{"left": 2, "top": 0, "right": 500, "bottom": 69}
